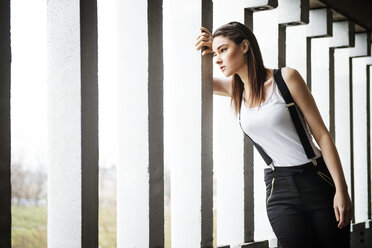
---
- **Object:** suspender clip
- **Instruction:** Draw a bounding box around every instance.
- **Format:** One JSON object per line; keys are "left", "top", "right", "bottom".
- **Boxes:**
{"left": 311, "top": 158, "right": 318, "bottom": 166}
{"left": 286, "top": 102, "right": 295, "bottom": 107}
{"left": 269, "top": 163, "right": 275, "bottom": 171}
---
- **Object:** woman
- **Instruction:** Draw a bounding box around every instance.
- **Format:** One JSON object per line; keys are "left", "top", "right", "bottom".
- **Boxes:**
{"left": 195, "top": 21, "right": 352, "bottom": 248}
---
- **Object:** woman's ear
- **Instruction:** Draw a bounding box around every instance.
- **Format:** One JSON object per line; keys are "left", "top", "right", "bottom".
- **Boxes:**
{"left": 241, "top": 39, "right": 250, "bottom": 54}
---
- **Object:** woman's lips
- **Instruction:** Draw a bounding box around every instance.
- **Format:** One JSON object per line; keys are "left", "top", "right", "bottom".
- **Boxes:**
{"left": 220, "top": 66, "right": 226, "bottom": 71}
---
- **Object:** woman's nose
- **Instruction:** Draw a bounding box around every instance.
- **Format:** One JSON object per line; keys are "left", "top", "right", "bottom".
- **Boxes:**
{"left": 215, "top": 56, "right": 222, "bottom": 64}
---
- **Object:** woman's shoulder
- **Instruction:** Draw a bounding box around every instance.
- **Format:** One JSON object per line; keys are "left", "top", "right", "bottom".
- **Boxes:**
{"left": 280, "top": 67, "right": 307, "bottom": 94}
{"left": 278, "top": 66, "right": 312, "bottom": 107}
{"left": 280, "top": 67, "right": 300, "bottom": 83}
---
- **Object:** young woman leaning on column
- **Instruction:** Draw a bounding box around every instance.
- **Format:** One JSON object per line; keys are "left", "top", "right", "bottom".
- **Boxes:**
{"left": 195, "top": 21, "right": 352, "bottom": 248}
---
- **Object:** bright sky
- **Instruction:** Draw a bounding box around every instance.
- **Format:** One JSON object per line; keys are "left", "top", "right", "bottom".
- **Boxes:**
{"left": 10, "top": 0, "right": 118, "bottom": 171}
{"left": 11, "top": 0, "right": 47, "bottom": 171}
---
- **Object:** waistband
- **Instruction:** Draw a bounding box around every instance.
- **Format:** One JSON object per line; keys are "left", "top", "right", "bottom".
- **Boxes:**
{"left": 264, "top": 156, "right": 325, "bottom": 177}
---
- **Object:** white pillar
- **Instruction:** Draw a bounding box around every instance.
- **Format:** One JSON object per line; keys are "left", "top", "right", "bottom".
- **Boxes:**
{"left": 116, "top": 1, "right": 149, "bottom": 246}
{"left": 336, "top": 32, "right": 370, "bottom": 223}
{"left": 47, "top": 1, "right": 82, "bottom": 246}
{"left": 213, "top": 1, "right": 245, "bottom": 245}
{"left": 248, "top": 7, "right": 279, "bottom": 242}
{"left": 335, "top": 48, "right": 353, "bottom": 194}
{"left": 352, "top": 50, "right": 372, "bottom": 223}
{"left": 117, "top": 0, "right": 164, "bottom": 247}
{"left": 287, "top": 25, "right": 307, "bottom": 79}
{"left": 168, "top": 0, "right": 213, "bottom": 247}
{"left": 306, "top": 9, "right": 332, "bottom": 130}
{"left": 47, "top": 0, "right": 99, "bottom": 247}
{"left": 311, "top": 37, "right": 331, "bottom": 128}
{"left": 333, "top": 21, "right": 355, "bottom": 198}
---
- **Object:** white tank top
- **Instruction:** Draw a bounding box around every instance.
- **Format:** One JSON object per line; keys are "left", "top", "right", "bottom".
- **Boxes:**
{"left": 239, "top": 77, "right": 321, "bottom": 167}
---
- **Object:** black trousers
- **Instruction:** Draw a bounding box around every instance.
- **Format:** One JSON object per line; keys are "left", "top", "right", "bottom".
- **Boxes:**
{"left": 264, "top": 157, "right": 350, "bottom": 248}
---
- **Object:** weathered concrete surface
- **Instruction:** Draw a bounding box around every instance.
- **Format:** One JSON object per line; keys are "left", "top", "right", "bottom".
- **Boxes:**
{"left": 47, "top": 0, "right": 98, "bottom": 247}
{"left": 0, "top": 1, "right": 11, "bottom": 247}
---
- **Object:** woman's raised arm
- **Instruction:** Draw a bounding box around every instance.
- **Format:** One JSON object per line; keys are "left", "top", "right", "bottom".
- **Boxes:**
{"left": 195, "top": 27, "right": 232, "bottom": 97}
{"left": 213, "top": 77, "right": 231, "bottom": 97}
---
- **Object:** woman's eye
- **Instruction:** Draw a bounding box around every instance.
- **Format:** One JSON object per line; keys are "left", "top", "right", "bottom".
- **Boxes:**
{"left": 221, "top": 48, "right": 227, "bottom": 52}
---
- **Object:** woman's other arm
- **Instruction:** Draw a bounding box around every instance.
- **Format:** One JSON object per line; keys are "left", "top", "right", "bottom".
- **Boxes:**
{"left": 282, "top": 67, "right": 353, "bottom": 229}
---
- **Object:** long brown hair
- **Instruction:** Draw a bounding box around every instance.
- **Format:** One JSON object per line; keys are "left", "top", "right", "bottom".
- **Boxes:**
{"left": 212, "top": 21, "right": 267, "bottom": 117}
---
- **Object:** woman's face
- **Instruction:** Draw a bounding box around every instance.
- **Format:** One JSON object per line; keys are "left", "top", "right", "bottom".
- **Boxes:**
{"left": 212, "top": 35, "right": 247, "bottom": 77}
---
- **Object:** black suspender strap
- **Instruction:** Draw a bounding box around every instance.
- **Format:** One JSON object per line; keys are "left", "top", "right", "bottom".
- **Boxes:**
{"left": 273, "top": 68, "right": 317, "bottom": 162}
{"left": 239, "top": 108, "right": 275, "bottom": 170}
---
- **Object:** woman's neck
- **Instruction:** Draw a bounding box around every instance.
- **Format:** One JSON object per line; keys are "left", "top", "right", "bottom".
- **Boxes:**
{"left": 239, "top": 67, "right": 271, "bottom": 96}
{"left": 236, "top": 68, "right": 251, "bottom": 97}
{"left": 237, "top": 66, "right": 250, "bottom": 88}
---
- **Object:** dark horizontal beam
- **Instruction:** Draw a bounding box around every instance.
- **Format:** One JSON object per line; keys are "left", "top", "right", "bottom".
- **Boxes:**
{"left": 319, "top": 0, "right": 372, "bottom": 31}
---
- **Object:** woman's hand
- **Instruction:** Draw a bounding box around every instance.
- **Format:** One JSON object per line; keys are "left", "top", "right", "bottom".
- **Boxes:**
{"left": 195, "top": 27, "right": 213, "bottom": 56}
{"left": 333, "top": 189, "right": 353, "bottom": 229}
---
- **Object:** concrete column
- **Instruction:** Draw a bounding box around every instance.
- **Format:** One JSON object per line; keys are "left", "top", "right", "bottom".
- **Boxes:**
{"left": 349, "top": 32, "right": 371, "bottom": 224}
{"left": 308, "top": 19, "right": 354, "bottom": 146}
{"left": 253, "top": 8, "right": 278, "bottom": 244}
{"left": 306, "top": 9, "right": 333, "bottom": 132}
{"left": 213, "top": 1, "right": 246, "bottom": 246}
{"left": 277, "top": 0, "right": 308, "bottom": 26}
{"left": 332, "top": 21, "right": 355, "bottom": 200}
{"left": 276, "top": 0, "right": 309, "bottom": 67}
{"left": 320, "top": 20, "right": 355, "bottom": 142}
{"left": 350, "top": 58, "right": 372, "bottom": 245}
{"left": 243, "top": 0, "right": 278, "bottom": 29}
{"left": 349, "top": 64, "right": 372, "bottom": 246}
{"left": 336, "top": 31, "right": 370, "bottom": 223}
{"left": 116, "top": 0, "right": 164, "bottom": 247}
{"left": 80, "top": 1, "right": 99, "bottom": 247}
{"left": 352, "top": 42, "right": 372, "bottom": 223}
{"left": 240, "top": 2, "right": 278, "bottom": 244}
{"left": 334, "top": 49, "right": 354, "bottom": 210}
{"left": 244, "top": 2, "right": 277, "bottom": 245}
{"left": 167, "top": 0, "right": 213, "bottom": 247}
{"left": 201, "top": 3, "right": 214, "bottom": 246}
{"left": 275, "top": 0, "right": 310, "bottom": 115}
{"left": 286, "top": 24, "right": 307, "bottom": 80}
{"left": 287, "top": 8, "right": 332, "bottom": 92}
{"left": 0, "top": 1, "right": 11, "bottom": 247}
{"left": 368, "top": 64, "right": 372, "bottom": 220}
{"left": 47, "top": 0, "right": 98, "bottom": 247}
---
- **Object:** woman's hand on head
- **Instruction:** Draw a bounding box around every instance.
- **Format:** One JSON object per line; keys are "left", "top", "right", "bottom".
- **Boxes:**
{"left": 195, "top": 27, "right": 213, "bottom": 56}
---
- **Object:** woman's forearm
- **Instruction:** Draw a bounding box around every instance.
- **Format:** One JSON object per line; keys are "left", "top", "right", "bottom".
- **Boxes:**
{"left": 317, "top": 132, "right": 348, "bottom": 193}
